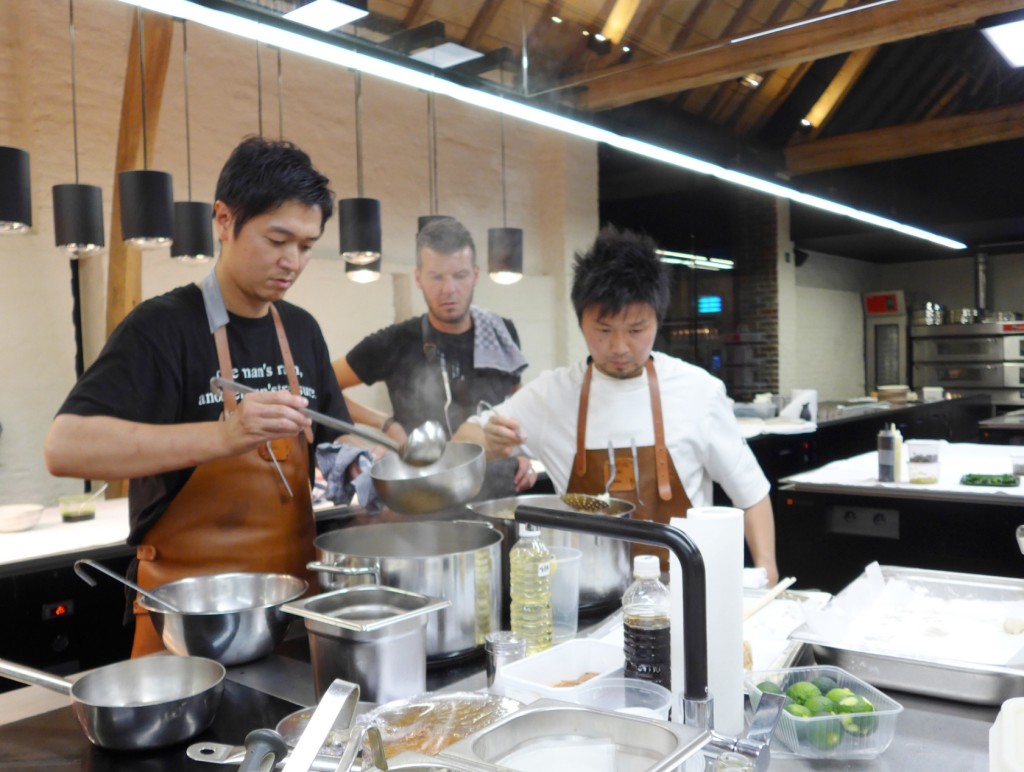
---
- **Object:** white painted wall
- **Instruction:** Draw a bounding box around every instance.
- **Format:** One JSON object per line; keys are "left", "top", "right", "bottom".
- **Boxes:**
{"left": 0, "top": 0, "right": 598, "bottom": 505}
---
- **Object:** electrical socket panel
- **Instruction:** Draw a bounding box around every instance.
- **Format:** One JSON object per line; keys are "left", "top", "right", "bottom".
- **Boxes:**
{"left": 826, "top": 505, "right": 900, "bottom": 539}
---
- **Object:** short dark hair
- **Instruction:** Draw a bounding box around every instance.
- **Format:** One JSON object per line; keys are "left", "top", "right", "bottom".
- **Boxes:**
{"left": 214, "top": 136, "right": 334, "bottom": 237}
{"left": 415, "top": 217, "right": 476, "bottom": 268}
{"left": 571, "top": 226, "right": 670, "bottom": 323}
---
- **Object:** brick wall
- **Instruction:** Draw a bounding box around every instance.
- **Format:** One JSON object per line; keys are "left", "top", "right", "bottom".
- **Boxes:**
{"left": 727, "top": 189, "right": 779, "bottom": 401}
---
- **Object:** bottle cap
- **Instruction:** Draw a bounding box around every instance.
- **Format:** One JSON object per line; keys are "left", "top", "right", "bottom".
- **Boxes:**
{"left": 517, "top": 523, "right": 540, "bottom": 538}
{"left": 633, "top": 554, "right": 660, "bottom": 578}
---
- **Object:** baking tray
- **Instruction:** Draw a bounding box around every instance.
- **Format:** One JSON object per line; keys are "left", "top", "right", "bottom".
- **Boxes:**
{"left": 790, "top": 565, "right": 1024, "bottom": 705}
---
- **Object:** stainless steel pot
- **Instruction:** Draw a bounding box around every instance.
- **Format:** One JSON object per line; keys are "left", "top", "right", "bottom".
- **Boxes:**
{"left": 0, "top": 655, "right": 224, "bottom": 751}
{"left": 311, "top": 521, "right": 501, "bottom": 661}
{"left": 465, "top": 494, "right": 633, "bottom": 611}
{"left": 137, "top": 572, "right": 307, "bottom": 665}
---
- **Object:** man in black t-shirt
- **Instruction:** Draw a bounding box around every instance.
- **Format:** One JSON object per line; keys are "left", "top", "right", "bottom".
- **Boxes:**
{"left": 334, "top": 217, "right": 536, "bottom": 496}
{"left": 44, "top": 137, "right": 352, "bottom": 655}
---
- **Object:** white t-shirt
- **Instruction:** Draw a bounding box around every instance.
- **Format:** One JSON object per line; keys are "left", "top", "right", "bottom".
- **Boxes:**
{"left": 484, "top": 352, "right": 769, "bottom": 510}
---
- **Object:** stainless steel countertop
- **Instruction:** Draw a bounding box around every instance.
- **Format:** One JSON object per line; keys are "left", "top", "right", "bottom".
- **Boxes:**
{"left": 0, "top": 644, "right": 995, "bottom": 770}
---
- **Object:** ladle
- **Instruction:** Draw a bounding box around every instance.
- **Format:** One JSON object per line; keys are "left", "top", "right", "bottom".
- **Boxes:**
{"left": 74, "top": 558, "right": 180, "bottom": 612}
{"left": 209, "top": 377, "right": 446, "bottom": 466}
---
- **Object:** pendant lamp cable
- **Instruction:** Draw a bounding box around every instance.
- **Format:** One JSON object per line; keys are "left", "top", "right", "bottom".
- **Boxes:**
{"left": 500, "top": 114, "right": 507, "bottom": 227}
{"left": 427, "top": 92, "right": 438, "bottom": 215}
{"left": 182, "top": 20, "right": 193, "bottom": 201}
{"left": 136, "top": 6, "right": 149, "bottom": 170}
{"left": 277, "top": 47, "right": 284, "bottom": 139}
{"left": 256, "top": 41, "right": 264, "bottom": 137}
{"left": 355, "top": 72, "right": 364, "bottom": 196}
{"left": 68, "top": 0, "right": 85, "bottom": 380}
{"left": 69, "top": 0, "right": 80, "bottom": 184}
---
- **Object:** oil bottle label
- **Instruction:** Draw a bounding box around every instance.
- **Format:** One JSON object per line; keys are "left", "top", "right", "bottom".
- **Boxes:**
{"left": 536, "top": 561, "right": 551, "bottom": 578}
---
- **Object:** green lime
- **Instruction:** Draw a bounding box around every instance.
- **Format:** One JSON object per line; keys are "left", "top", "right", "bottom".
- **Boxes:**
{"left": 806, "top": 718, "right": 843, "bottom": 751}
{"left": 757, "top": 680, "right": 784, "bottom": 695}
{"left": 785, "top": 703, "right": 812, "bottom": 718}
{"left": 804, "top": 695, "right": 839, "bottom": 716}
{"left": 826, "top": 687, "right": 855, "bottom": 704}
{"left": 786, "top": 680, "right": 822, "bottom": 705}
{"left": 811, "top": 675, "right": 838, "bottom": 694}
{"left": 838, "top": 695, "right": 878, "bottom": 735}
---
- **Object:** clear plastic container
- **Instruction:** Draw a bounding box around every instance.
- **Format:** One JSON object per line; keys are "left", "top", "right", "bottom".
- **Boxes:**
{"left": 622, "top": 555, "right": 671, "bottom": 690}
{"left": 573, "top": 676, "right": 672, "bottom": 720}
{"left": 746, "top": 666, "right": 902, "bottom": 760}
{"left": 905, "top": 439, "right": 941, "bottom": 484}
{"left": 499, "top": 638, "right": 623, "bottom": 704}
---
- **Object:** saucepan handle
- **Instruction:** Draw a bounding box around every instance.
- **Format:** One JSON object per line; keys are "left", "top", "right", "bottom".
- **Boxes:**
{"left": 235, "top": 729, "right": 288, "bottom": 772}
{"left": 306, "top": 561, "right": 381, "bottom": 585}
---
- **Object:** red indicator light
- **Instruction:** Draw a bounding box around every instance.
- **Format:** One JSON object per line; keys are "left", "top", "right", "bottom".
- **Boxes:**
{"left": 53, "top": 604, "right": 68, "bottom": 617}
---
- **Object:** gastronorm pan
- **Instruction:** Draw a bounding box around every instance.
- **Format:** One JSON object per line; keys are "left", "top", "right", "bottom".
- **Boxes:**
{"left": 789, "top": 565, "right": 1024, "bottom": 705}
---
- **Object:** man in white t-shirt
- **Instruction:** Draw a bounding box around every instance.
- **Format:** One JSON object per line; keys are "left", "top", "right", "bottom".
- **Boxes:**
{"left": 455, "top": 226, "right": 778, "bottom": 583}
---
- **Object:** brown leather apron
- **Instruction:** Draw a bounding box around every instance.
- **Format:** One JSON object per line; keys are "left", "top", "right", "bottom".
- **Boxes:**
{"left": 566, "top": 358, "right": 692, "bottom": 569}
{"left": 131, "top": 305, "right": 317, "bottom": 657}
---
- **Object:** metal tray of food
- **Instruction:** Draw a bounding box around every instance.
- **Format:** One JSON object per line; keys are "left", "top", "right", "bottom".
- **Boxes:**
{"left": 789, "top": 565, "right": 1024, "bottom": 705}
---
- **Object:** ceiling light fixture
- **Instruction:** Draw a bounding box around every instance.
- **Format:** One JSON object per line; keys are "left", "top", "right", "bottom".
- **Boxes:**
{"left": 171, "top": 20, "right": 214, "bottom": 262}
{"left": 119, "top": 6, "right": 174, "bottom": 250}
{"left": 345, "top": 255, "right": 380, "bottom": 283}
{"left": 0, "top": 146, "right": 31, "bottom": 234}
{"left": 551, "top": 16, "right": 562, "bottom": 24}
{"left": 980, "top": 12, "right": 1024, "bottom": 67}
{"left": 53, "top": 0, "right": 104, "bottom": 258}
{"left": 410, "top": 42, "right": 484, "bottom": 69}
{"left": 740, "top": 73, "right": 763, "bottom": 89}
{"left": 488, "top": 114, "right": 523, "bottom": 285}
{"left": 112, "top": 0, "right": 967, "bottom": 252}
{"left": 339, "top": 72, "right": 383, "bottom": 270}
{"left": 283, "top": 0, "right": 367, "bottom": 32}
{"left": 656, "top": 248, "right": 733, "bottom": 271}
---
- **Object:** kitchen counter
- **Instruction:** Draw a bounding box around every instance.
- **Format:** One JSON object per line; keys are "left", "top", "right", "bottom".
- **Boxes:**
{"left": 0, "top": 638, "right": 996, "bottom": 770}
{"left": 780, "top": 441, "right": 1024, "bottom": 506}
{"left": 0, "top": 497, "right": 131, "bottom": 576}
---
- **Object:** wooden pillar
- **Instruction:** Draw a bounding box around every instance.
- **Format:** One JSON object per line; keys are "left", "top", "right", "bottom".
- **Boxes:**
{"left": 105, "top": 12, "right": 173, "bottom": 498}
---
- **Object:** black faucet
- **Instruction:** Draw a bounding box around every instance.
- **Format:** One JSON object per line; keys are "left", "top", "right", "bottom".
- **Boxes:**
{"left": 514, "top": 505, "right": 708, "bottom": 704}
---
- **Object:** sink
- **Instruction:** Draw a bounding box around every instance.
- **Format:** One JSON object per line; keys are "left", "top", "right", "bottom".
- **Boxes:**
{"left": 439, "top": 699, "right": 709, "bottom": 772}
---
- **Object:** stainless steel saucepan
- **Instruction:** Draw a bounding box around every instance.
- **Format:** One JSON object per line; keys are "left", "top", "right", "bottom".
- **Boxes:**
{"left": 0, "top": 655, "right": 224, "bottom": 751}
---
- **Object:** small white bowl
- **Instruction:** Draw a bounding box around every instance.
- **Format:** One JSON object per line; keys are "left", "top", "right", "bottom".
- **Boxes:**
{"left": 0, "top": 504, "right": 45, "bottom": 533}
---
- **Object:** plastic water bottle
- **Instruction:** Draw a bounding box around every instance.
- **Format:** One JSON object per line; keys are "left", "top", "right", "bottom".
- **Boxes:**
{"left": 509, "top": 524, "right": 553, "bottom": 655}
{"left": 622, "top": 554, "right": 671, "bottom": 690}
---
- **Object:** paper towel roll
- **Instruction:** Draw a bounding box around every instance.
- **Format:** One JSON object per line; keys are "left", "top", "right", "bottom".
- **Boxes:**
{"left": 670, "top": 506, "right": 745, "bottom": 736}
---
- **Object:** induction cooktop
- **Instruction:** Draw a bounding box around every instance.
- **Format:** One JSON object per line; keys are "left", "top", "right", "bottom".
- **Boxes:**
{"left": 0, "top": 678, "right": 300, "bottom": 771}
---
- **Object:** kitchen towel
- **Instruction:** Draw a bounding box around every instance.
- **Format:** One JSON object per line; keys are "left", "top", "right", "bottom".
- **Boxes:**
{"left": 315, "top": 442, "right": 380, "bottom": 509}
{"left": 471, "top": 306, "right": 529, "bottom": 376}
{"left": 670, "top": 506, "right": 745, "bottom": 736}
{"left": 781, "top": 388, "right": 818, "bottom": 423}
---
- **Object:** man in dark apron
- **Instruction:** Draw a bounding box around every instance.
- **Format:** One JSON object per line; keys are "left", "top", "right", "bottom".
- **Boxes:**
{"left": 334, "top": 217, "right": 536, "bottom": 498}
{"left": 44, "top": 137, "right": 352, "bottom": 655}
{"left": 458, "top": 226, "right": 778, "bottom": 583}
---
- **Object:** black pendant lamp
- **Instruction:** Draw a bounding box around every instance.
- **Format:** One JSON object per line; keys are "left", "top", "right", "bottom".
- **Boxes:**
{"left": 171, "top": 20, "right": 214, "bottom": 262}
{"left": 488, "top": 115, "right": 523, "bottom": 284}
{"left": 339, "top": 73, "right": 382, "bottom": 270}
{"left": 417, "top": 214, "right": 453, "bottom": 233}
{"left": 345, "top": 255, "right": 381, "bottom": 283}
{"left": 53, "top": 0, "right": 104, "bottom": 258}
{"left": 119, "top": 7, "right": 173, "bottom": 251}
{"left": 0, "top": 146, "right": 32, "bottom": 234}
{"left": 488, "top": 227, "right": 523, "bottom": 285}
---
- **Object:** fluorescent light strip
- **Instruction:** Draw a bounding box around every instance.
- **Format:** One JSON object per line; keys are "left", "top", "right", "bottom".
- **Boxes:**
{"left": 731, "top": 0, "right": 897, "bottom": 44}
{"left": 656, "top": 249, "right": 733, "bottom": 271}
{"left": 115, "top": 0, "right": 966, "bottom": 252}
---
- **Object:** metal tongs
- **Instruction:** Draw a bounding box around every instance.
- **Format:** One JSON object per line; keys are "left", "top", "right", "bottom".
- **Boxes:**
{"left": 210, "top": 376, "right": 446, "bottom": 466}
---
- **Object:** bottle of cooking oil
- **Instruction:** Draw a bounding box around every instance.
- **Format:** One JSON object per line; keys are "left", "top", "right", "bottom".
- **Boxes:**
{"left": 623, "top": 555, "right": 671, "bottom": 690}
{"left": 509, "top": 524, "right": 553, "bottom": 655}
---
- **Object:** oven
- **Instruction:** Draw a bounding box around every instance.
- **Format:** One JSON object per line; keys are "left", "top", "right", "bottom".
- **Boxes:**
{"left": 912, "top": 322, "right": 1024, "bottom": 407}
{"left": 864, "top": 290, "right": 909, "bottom": 391}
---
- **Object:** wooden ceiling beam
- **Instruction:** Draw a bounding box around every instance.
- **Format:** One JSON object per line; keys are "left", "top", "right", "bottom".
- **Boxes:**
{"left": 567, "top": 0, "right": 1024, "bottom": 111}
{"left": 464, "top": 0, "right": 504, "bottom": 50}
{"left": 786, "top": 101, "right": 1024, "bottom": 175}
{"left": 802, "top": 46, "right": 877, "bottom": 141}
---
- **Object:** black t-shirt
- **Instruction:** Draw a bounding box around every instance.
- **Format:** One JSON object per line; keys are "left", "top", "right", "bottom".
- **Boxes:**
{"left": 57, "top": 284, "right": 349, "bottom": 543}
{"left": 345, "top": 314, "right": 522, "bottom": 431}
